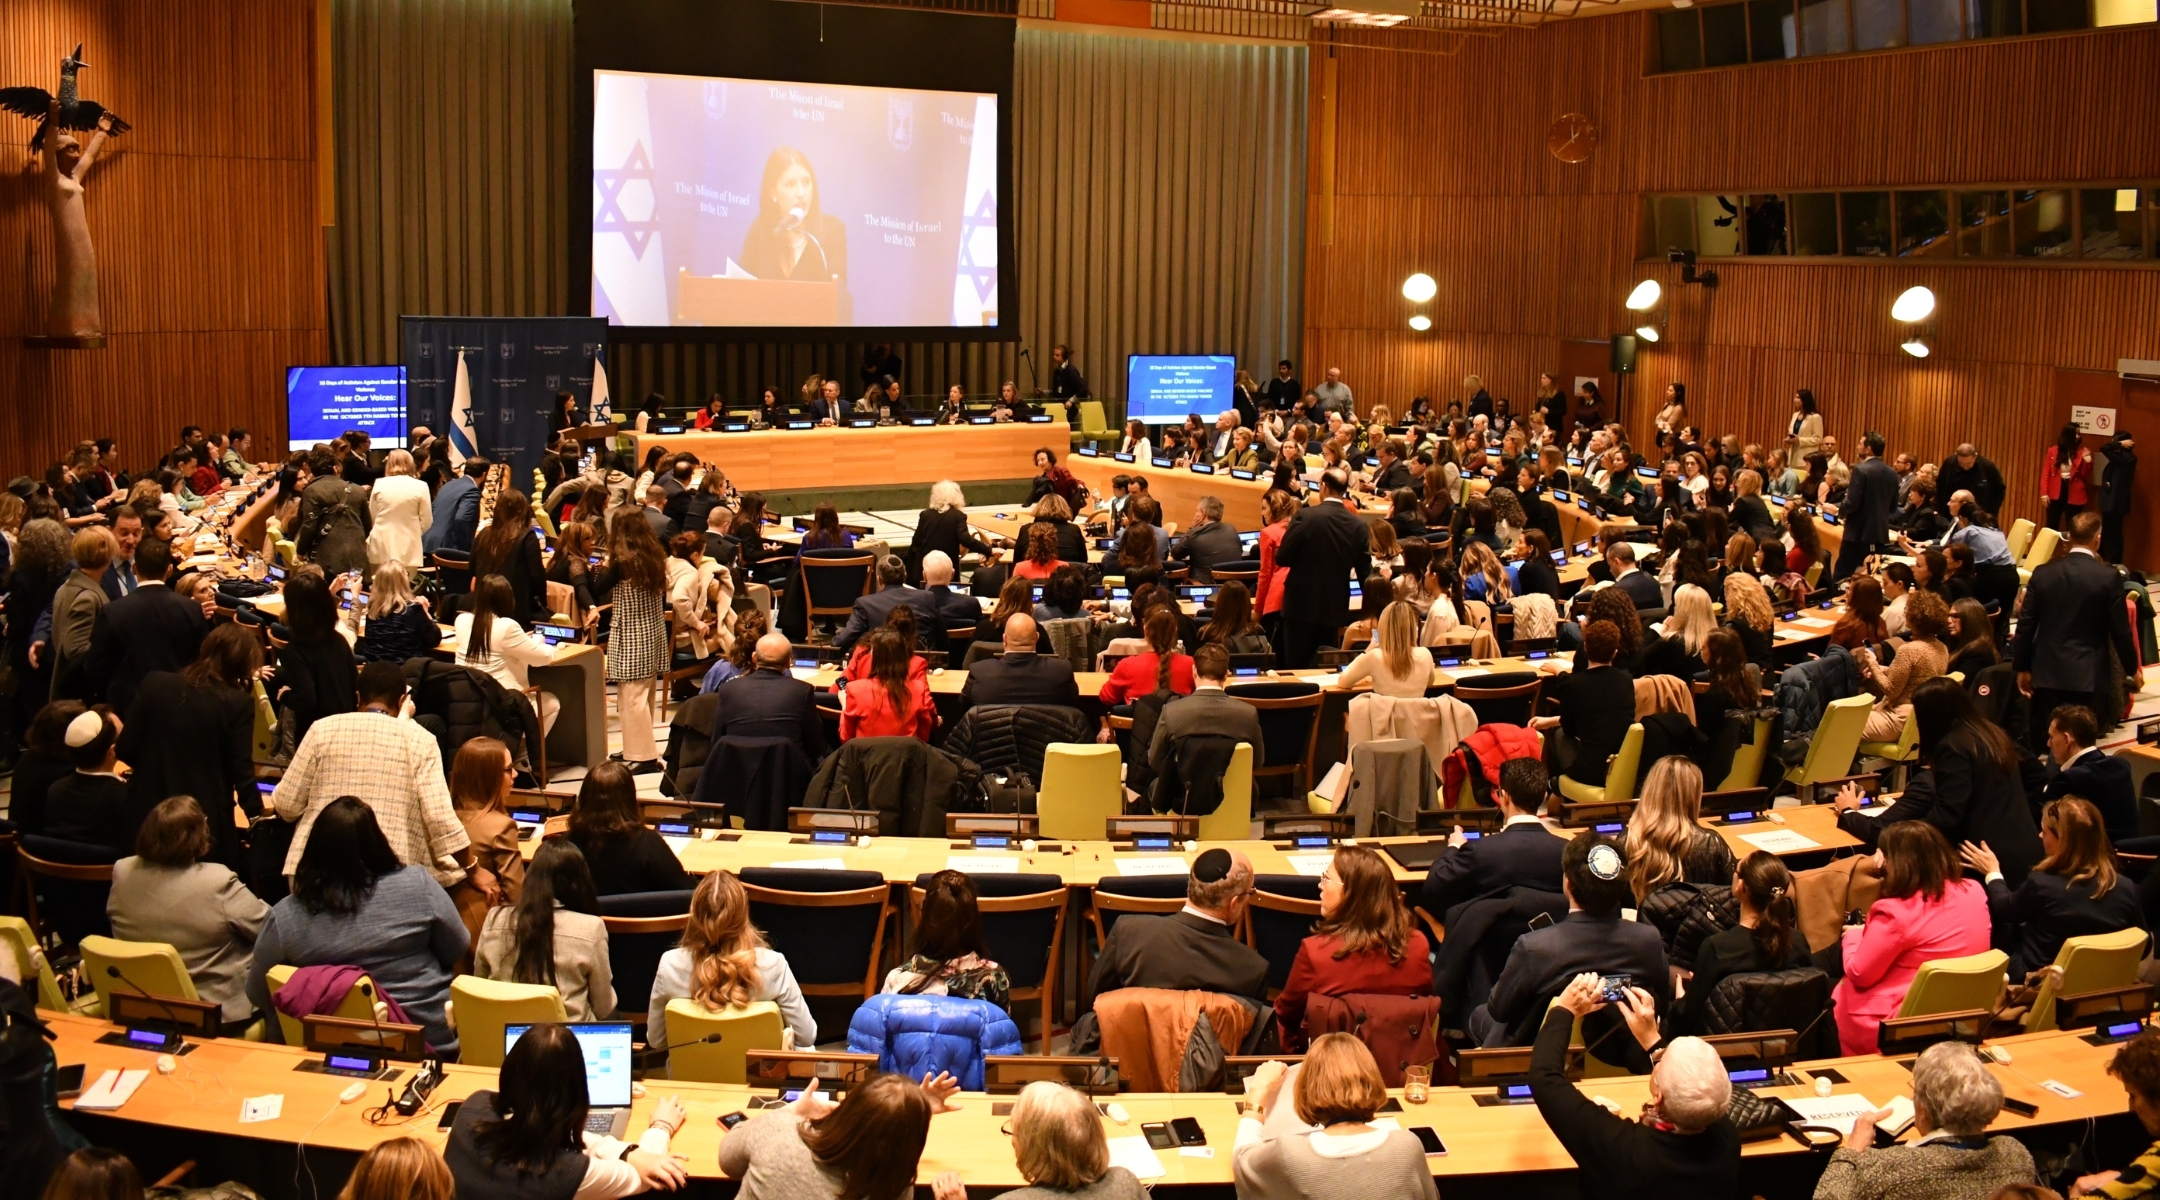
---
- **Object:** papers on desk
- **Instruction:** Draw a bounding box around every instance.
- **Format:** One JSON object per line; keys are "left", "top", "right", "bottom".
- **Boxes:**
{"left": 772, "top": 858, "right": 850, "bottom": 870}
{"left": 240, "top": 1094, "right": 285, "bottom": 1123}
{"left": 1785, "top": 1093, "right": 1914, "bottom": 1137}
{"left": 945, "top": 855, "right": 1021, "bottom": 873}
{"left": 74, "top": 1069, "right": 149, "bottom": 1111}
{"left": 1118, "top": 856, "right": 1191, "bottom": 876}
{"left": 661, "top": 836, "right": 692, "bottom": 855}
{"left": 1284, "top": 854, "right": 1335, "bottom": 877}
{"left": 1738, "top": 828, "right": 1822, "bottom": 854}
{"left": 790, "top": 667, "right": 825, "bottom": 682}
{"left": 1790, "top": 616, "right": 1838, "bottom": 630}
{"left": 1105, "top": 1136, "right": 1168, "bottom": 1180}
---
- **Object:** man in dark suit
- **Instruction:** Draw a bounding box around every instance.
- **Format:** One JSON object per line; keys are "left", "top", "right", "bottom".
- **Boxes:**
{"left": 1260, "top": 360, "right": 1301, "bottom": 412}
{"left": 1422, "top": 758, "right": 1565, "bottom": 917}
{"left": 638, "top": 485, "right": 678, "bottom": 544}
{"left": 1085, "top": 847, "right": 1268, "bottom": 1002}
{"left": 423, "top": 457, "right": 488, "bottom": 555}
{"left": 1167, "top": 496, "right": 1242, "bottom": 584}
{"left": 100, "top": 507, "right": 144, "bottom": 600}
{"left": 1469, "top": 834, "right": 1670, "bottom": 1048}
{"left": 2043, "top": 703, "right": 2137, "bottom": 844}
{"left": 1272, "top": 470, "right": 1372, "bottom": 668}
{"left": 916, "top": 552, "right": 982, "bottom": 633}
{"left": 809, "top": 378, "right": 845, "bottom": 426}
{"left": 1146, "top": 646, "right": 1266, "bottom": 785}
{"left": 1833, "top": 430, "right": 1900, "bottom": 582}
{"left": 708, "top": 632, "right": 825, "bottom": 761}
{"left": 84, "top": 538, "right": 210, "bottom": 716}
{"left": 1366, "top": 438, "right": 1415, "bottom": 496}
{"left": 959, "top": 614, "right": 1079, "bottom": 712}
{"left": 1606, "top": 542, "right": 1663, "bottom": 610}
{"left": 1045, "top": 343, "right": 1090, "bottom": 420}
{"left": 2012, "top": 512, "right": 2141, "bottom": 750}
{"left": 1935, "top": 443, "right": 2006, "bottom": 518}
{"left": 833, "top": 556, "right": 931, "bottom": 652}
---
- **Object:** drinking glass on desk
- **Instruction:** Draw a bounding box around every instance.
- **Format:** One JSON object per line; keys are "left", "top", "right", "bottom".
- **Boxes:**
{"left": 1404, "top": 1064, "right": 1431, "bottom": 1103}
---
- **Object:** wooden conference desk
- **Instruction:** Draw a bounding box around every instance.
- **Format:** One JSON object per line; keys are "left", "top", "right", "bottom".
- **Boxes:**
{"left": 46, "top": 1009, "right": 2134, "bottom": 1189}
{"left": 554, "top": 804, "right": 1860, "bottom": 882}
{"left": 630, "top": 420, "right": 1070, "bottom": 493}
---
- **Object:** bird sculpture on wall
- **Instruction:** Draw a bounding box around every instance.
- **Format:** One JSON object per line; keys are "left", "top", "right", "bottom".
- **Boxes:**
{"left": 0, "top": 45, "right": 131, "bottom": 150}
{"left": 2, "top": 44, "right": 127, "bottom": 345}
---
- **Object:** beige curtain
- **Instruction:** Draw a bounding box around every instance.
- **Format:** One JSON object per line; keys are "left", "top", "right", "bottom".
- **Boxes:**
{"left": 325, "top": 12, "right": 1306, "bottom": 421}
{"left": 1015, "top": 28, "right": 1306, "bottom": 415}
{"left": 327, "top": 0, "right": 572, "bottom": 366}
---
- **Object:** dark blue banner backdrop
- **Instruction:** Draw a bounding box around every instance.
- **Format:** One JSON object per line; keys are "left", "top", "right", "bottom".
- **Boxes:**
{"left": 401, "top": 316, "right": 610, "bottom": 478}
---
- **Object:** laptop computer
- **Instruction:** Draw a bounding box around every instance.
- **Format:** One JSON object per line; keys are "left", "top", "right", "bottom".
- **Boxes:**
{"left": 505, "top": 1022, "right": 635, "bottom": 1137}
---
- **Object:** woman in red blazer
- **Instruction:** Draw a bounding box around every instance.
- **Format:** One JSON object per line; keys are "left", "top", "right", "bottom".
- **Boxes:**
{"left": 839, "top": 629, "right": 935, "bottom": 742}
{"left": 1274, "top": 846, "right": 1434, "bottom": 1051}
{"left": 1831, "top": 821, "right": 1989, "bottom": 1055}
{"left": 1253, "top": 488, "right": 1299, "bottom": 629}
{"left": 1097, "top": 606, "right": 1195, "bottom": 706}
{"left": 2040, "top": 421, "right": 2092, "bottom": 532}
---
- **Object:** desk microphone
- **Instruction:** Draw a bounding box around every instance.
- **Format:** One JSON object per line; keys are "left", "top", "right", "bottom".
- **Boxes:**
{"left": 104, "top": 965, "right": 194, "bottom": 1035}
{"left": 357, "top": 979, "right": 396, "bottom": 1061}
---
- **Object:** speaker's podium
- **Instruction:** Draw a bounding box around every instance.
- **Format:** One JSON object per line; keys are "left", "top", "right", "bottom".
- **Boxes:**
{"left": 677, "top": 270, "right": 837, "bottom": 325}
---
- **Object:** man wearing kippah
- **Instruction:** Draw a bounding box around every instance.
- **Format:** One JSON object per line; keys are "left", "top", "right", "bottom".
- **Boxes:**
{"left": 1084, "top": 847, "right": 1268, "bottom": 1002}
{"left": 1467, "top": 834, "right": 1670, "bottom": 1053}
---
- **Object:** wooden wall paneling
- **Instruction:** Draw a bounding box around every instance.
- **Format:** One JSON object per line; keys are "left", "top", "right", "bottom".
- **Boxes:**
{"left": 0, "top": 0, "right": 326, "bottom": 479}
{"left": 1305, "top": 17, "right": 2160, "bottom": 539}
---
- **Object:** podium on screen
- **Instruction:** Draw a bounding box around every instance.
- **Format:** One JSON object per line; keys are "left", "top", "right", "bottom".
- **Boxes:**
{"left": 677, "top": 270, "right": 838, "bottom": 326}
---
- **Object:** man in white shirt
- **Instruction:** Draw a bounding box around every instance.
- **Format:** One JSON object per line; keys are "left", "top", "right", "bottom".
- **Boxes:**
{"left": 273, "top": 661, "right": 488, "bottom": 895}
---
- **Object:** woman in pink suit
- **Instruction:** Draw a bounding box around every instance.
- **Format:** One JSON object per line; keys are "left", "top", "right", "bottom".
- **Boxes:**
{"left": 1833, "top": 821, "right": 1991, "bottom": 1055}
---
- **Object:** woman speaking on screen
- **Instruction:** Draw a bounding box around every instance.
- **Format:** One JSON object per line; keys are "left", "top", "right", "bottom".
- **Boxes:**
{"left": 739, "top": 147, "right": 852, "bottom": 323}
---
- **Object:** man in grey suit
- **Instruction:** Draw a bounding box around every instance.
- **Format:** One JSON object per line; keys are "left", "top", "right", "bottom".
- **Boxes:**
{"left": 1168, "top": 496, "right": 1242, "bottom": 584}
{"left": 833, "top": 556, "right": 931, "bottom": 652}
{"left": 638, "top": 484, "right": 678, "bottom": 543}
{"left": 1147, "top": 645, "right": 1266, "bottom": 787}
{"left": 1833, "top": 430, "right": 1900, "bottom": 582}
{"left": 2012, "top": 511, "right": 2142, "bottom": 748}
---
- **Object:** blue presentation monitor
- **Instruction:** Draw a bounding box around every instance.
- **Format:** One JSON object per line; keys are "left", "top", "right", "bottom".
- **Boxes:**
{"left": 1126, "top": 354, "right": 1236, "bottom": 423}
{"left": 286, "top": 365, "right": 408, "bottom": 453}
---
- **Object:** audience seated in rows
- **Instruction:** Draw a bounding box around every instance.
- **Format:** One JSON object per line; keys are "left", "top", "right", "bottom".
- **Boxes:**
{"left": 1470, "top": 833, "right": 1668, "bottom": 1049}
{"left": 881, "top": 870, "right": 1011, "bottom": 1007}
{"left": 1274, "top": 846, "right": 1433, "bottom": 1051}
{"left": 445, "top": 1022, "right": 687, "bottom": 1200}
{"left": 1233, "top": 1036, "right": 1441, "bottom": 1200}
{"left": 1832, "top": 821, "right": 1990, "bottom": 1055}
{"left": 105, "top": 795, "right": 271, "bottom": 1031}
{"left": 1086, "top": 848, "right": 1268, "bottom": 1003}
{"left": 476, "top": 838, "right": 617, "bottom": 1021}
{"left": 568, "top": 762, "right": 694, "bottom": 896}
{"left": 646, "top": 870, "right": 816, "bottom": 1051}
{"left": 245, "top": 797, "right": 469, "bottom": 1055}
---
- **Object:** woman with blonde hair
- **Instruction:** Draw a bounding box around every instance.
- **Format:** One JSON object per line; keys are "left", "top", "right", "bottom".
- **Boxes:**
{"left": 647, "top": 870, "right": 815, "bottom": 1050}
{"left": 1625, "top": 756, "right": 1733, "bottom": 904}
{"left": 349, "top": 558, "right": 443, "bottom": 662}
{"left": 931, "top": 1080, "right": 1144, "bottom": 1200}
{"left": 338, "top": 1137, "right": 455, "bottom": 1200}
{"left": 366, "top": 448, "right": 432, "bottom": 572}
{"left": 1722, "top": 572, "right": 1777, "bottom": 666}
{"left": 1460, "top": 539, "right": 1514, "bottom": 605}
{"left": 1641, "top": 583, "right": 1717, "bottom": 680}
{"left": 1964, "top": 797, "right": 2143, "bottom": 980}
{"left": 1233, "top": 1035, "right": 1440, "bottom": 1199}
{"left": 1338, "top": 601, "right": 1434, "bottom": 699}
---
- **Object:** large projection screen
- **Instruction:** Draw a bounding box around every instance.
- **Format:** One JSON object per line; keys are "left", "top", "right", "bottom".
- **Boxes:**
{"left": 590, "top": 70, "right": 999, "bottom": 333}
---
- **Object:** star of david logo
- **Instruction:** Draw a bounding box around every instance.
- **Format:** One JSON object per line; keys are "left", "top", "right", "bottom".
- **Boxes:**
{"left": 956, "top": 190, "right": 998, "bottom": 297}
{"left": 595, "top": 142, "right": 661, "bottom": 260}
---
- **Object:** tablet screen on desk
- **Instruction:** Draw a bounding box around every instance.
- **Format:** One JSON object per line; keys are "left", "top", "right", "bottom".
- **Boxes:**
{"left": 535, "top": 622, "right": 579, "bottom": 646}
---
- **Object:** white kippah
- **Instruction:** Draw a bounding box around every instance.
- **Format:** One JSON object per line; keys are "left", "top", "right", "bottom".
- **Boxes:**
{"left": 1586, "top": 843, "right": 1624, "bottom": 881}
{"left": 64, "top": 711, "right": 105, "bottom": 748}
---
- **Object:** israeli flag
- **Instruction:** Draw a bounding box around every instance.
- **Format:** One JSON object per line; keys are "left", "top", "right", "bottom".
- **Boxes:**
{"left": 448, "top": 349, "right": 477, "bottom": 467}
{"left": 589, "top": 349, "right": 613, "bottom": 424}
